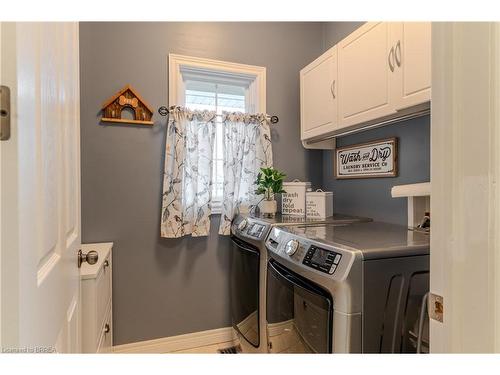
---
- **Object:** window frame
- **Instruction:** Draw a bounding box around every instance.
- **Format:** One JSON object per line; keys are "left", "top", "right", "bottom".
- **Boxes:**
{"left": 168, "top": 54, "right": 266, "bottom": 214}
{"left": 169, "top": 53, "right": 266, "bottom": 113}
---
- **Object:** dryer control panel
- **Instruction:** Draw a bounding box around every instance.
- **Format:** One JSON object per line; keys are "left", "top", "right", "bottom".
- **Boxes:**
{"left": 303, "top": 245, "right": 342, "bottom": 275}
{"left": 265, "top": 226, "right": 356, "bottom": 281}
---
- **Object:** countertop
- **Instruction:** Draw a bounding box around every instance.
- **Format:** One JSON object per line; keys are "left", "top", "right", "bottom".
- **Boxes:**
{"left": 242, "top": 212, "right": 372, "bottom": 226}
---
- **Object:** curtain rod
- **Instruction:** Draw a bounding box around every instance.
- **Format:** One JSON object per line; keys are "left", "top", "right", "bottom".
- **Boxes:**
{"left": 157, "top": 106, "right": 279, "bottom": 124}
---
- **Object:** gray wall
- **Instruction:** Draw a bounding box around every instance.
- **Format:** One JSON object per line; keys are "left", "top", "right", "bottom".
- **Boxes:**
{"left": 322, "top": 117, "right": 430, "bottom": 224}
{"left": 322, "top": 22, "right": 431, "bottom": 225}
{"left": 322, "top": 22, "right": 365, "bottom": 50}
{"left": 79, "top": 22, "right": 325, "bottom": 345}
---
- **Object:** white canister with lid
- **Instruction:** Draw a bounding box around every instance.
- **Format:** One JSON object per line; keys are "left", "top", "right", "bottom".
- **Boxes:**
{"left": 306, "top": 189, "right": 334, "bottom": 219}
{"left": 281, "top": 179, "right": 312, "bottom": 216}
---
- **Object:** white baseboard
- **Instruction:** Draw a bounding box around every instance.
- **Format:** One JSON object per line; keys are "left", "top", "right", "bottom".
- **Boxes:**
{"left": 112, "top": 327, "right": 237, "bottom": 354}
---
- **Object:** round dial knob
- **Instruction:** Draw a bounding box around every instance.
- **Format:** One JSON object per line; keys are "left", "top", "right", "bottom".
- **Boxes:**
{"left": 237, "top": 219, "right": 248, "bottom": 231}
{"left": 285, "top": 239, "right": 300, "bottom": 256}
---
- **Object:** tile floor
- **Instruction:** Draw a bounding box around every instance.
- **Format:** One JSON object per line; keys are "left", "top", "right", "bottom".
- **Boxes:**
{"left": 170, "top": 319, "right": 312, "bottom": 354}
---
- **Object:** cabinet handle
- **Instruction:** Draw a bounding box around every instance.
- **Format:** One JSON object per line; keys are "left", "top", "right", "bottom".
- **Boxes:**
{"left": 104, "top": 323, "right": 110, "bottom": 334}
{"left": 395, "top": 40, "right": 401, "bottom": 67}
{"left": 103, "top": 260, "right": 109, "bottom": 269}
{"left": 388, "top": 46, "right": 395, "bottom": 72}
{"left": 330, "top": 80, "right": 336, "bottom": 99}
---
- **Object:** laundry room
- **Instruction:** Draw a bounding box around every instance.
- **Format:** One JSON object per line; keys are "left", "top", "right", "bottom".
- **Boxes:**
{"left": 2, "top": 2, "right": 500, "bottom": 373}
{"left": 77, "top": 20, "right": 431, "bottom": 354}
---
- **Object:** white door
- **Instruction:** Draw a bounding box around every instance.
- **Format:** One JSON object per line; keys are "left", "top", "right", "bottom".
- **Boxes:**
{"left": 431, "top": 22, "right": 500, "bottom": 353}
{"left": 337, "top": 22, "right": 396, "bottom": 128}
{"left": 391, "top": 22, "right": 431, "bottom": 111}
{"left": 0, "top": 22, "right": 81, "bottom": 353}
{"left": 300, "top": 46, "right": 338, "bottom": 140}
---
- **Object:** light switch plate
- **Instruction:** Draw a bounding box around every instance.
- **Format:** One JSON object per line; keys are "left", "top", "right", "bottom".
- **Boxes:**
{"left": 429, "top": 293, "right": 444, "bottom": 323}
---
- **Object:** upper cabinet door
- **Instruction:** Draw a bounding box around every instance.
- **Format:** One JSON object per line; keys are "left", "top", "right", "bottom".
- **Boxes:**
{"left": 338, "top": 22, "right": 396, "bottom": 128}
{"left": 298, "top": 22, "right": 432, "bottom": 148}
{"left": 300, "top": 46, "right": 338, "bottom": 140}
{"left": 391, "top": 22, "right": 431, "bottom": 110}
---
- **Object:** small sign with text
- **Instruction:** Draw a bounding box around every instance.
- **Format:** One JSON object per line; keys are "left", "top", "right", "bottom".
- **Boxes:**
{"left": 335, "top": 138, "right": 398, "bottom": 179}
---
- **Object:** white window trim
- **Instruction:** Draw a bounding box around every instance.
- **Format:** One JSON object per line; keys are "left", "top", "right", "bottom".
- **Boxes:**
{"left": 168, "top": 54, "right": 266, "bottom": 214}
{"left": 168, "top": 53, "right": 266, "bottom": 113}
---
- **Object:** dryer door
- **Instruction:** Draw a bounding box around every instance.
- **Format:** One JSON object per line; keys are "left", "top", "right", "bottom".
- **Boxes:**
{"left": 266, "top": 259, "right": 333, "bottom": 353}
{"left": 230, "top": 236, "right": 260, "bottom": 347}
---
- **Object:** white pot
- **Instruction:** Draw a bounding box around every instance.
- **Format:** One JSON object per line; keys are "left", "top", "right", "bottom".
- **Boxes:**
{"left": 261, "top": 199, "right": 277, "bottom": 217}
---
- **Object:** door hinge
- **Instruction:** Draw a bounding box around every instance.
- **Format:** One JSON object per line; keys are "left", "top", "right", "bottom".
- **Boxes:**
{"left": 428, "top": 293, "right": 444, "bottom": 323}
{"left": 0, "top": 85, "right": 11, "bottom": 141}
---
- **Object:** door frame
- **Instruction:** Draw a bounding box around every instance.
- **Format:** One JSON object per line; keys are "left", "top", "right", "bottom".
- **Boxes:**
{"left": 430, "top": 22, "right": 500, "bottom": 352}
{"left": 0, "top": 21, "right": 20, "bottom": 349}
{"left": 0, "top": 20, "right": 2, "bottom": 350}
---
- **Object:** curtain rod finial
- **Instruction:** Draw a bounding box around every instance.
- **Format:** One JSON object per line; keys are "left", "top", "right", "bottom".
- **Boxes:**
{"left": 158, "top": 106, "right": 169, "bottom": 116}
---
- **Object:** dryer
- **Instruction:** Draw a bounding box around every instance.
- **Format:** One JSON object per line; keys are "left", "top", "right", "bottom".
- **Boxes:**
{"left": 265, "top": 222, "right": 430, "bottom": 353}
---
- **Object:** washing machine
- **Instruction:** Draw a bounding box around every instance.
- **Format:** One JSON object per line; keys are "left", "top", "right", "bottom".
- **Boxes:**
{"left": 265, "top": 221, "right": 430, "bottom": 353}
{"left": 230, "top": 213, "right": 371, "bottom": 353}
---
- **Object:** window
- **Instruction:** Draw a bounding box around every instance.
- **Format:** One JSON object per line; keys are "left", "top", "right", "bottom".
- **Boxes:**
{"left": 184, "top": 82, "right": 246, "bottom": 205}
{"left": 168, "top": 54, "right": 266, "bottom": 213}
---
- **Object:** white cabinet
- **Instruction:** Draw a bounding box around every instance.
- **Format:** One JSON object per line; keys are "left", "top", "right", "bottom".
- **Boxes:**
{"left": 390, "top": 22, "right": 431, "bottom": 110}
{"left": 338, "top": 22, "right": 395, "bottom": 128}
{"left": 300, "top": 22, "right": 431, "bottom": 147}
{"left": 80, "top": 242, "right": 113, "bottom": 353}
{"left": 300, "top": 46, "right": 338, "bottom": 140}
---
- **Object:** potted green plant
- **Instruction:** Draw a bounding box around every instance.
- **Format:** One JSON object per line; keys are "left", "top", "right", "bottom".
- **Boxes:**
{"left": 255, "top": 167, "right": 287, "bottom": 217}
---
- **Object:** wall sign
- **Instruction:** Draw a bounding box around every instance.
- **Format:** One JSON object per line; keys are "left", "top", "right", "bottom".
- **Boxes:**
{"left": 101, "top": 84, "right": 154, "bottom": 126}
{"left": 335, "top": 137, "right": 398, "bottom": 179}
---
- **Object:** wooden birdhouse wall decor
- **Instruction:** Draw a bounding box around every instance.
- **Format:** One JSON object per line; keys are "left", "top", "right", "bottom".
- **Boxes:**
{"left": 101, "top": 85, "right": 154, "bottom": 126}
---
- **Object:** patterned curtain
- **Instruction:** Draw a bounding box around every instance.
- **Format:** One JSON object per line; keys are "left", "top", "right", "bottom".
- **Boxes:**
{"left": 160, "top": 107, "right": 216, "bottom": 238}
{"left": 218, "top": 112, "right": 273, "bottom": 235}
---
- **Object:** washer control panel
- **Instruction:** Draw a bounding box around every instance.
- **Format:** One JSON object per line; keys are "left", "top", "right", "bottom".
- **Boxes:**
{"left": 266, "top": 227, "right": 354, "bottom": 280}
{"left": 303, "top": 245, "right": 342, "bottom": 274}
{"left": 285, "top": 239, "right": 299, "bottom": 256}
{"left": 232, "top": 217, "right": 269, "bottom": 240}
{"left": 246, "top": 222, "right": 266, "bottom": 238}
{"left": 237, "top": 219, "right": 248, "bottom": 231}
